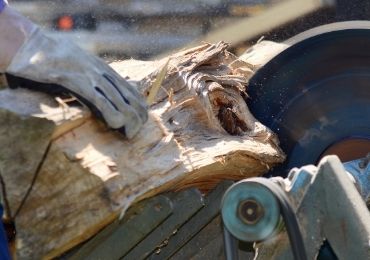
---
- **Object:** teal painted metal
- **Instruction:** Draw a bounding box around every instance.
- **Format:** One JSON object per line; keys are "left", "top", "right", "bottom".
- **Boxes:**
{"left": 122, "top": 188, "right": 204, "bottom": 259}
{"left": 222, "top": 156, "right": 370, "bottom": 259}
{"left": 221, "top": 180, "right": 280, "bottom": 242}
{"left": 344, "top": 154, "right": 370, "bottom": 204}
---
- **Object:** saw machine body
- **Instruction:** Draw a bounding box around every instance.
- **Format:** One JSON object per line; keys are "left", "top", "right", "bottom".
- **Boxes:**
{"left": 222, "top": 155, "right": 370, "bottom": 259}
{"left": 222, "top": 22, "right": 370, "bottom": 259}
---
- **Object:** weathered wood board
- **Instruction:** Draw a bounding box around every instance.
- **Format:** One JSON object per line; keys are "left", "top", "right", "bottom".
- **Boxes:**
{"left": 0, "top": 41, "right": 285, "bottom": 258}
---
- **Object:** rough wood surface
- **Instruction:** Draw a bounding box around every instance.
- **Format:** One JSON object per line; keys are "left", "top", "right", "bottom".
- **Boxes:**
{"left": 0, "top": 41, "right": 285, "bottom": 259}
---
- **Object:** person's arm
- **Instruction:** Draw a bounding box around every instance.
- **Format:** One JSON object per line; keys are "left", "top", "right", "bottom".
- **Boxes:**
{"left": 0, "top": 207, "right": 10, "bottom": 259}
{"left": 0, "top": 3, "right": 148, "bottom": 138}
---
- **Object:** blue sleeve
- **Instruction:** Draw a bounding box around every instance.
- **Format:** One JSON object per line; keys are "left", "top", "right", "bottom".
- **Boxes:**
{"left": 0, "top": 0, "right": 7, "bottom": 13}
{"left": 0, "top": 206, "right": 11, "bottom": 260}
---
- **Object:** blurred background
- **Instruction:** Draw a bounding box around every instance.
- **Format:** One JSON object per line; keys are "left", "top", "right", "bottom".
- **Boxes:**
{"left": 9, "top": 0, "right": 370, "bottom": 61}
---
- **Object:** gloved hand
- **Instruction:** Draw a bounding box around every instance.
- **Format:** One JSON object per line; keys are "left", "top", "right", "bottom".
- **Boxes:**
{"left": 5, "top": 27, "right": 148, "bottom": 139}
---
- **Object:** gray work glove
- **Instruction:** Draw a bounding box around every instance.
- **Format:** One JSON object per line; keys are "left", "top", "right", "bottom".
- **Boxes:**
{"left": 6, "top": 27, "right": 148, "bottom": 138}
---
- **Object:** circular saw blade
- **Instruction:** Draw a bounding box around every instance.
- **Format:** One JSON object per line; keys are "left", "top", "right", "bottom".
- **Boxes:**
{"left": 247, "top": 22, "right": 370, "bottom": 175}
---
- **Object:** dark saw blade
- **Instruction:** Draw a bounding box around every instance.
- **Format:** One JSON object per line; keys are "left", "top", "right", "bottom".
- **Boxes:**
{"left": 248, "top": 21, "right": 370, "bottom": 176}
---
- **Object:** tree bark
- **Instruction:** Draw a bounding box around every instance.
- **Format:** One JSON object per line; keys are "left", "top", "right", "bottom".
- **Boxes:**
{"left": 0, "top": 41, "right": 285, "bottom": 258}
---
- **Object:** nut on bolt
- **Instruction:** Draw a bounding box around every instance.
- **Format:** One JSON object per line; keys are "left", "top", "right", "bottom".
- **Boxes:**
{"left": 238, "top": 199, "right": 264, "bottom": 225}
{"left": 359, "top": 153, "right": 370, "bottom": 169}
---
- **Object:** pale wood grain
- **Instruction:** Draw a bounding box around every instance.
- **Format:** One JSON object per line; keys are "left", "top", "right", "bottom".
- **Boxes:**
{"left": 0, "top": 41, "right": 285, "bottom": 259}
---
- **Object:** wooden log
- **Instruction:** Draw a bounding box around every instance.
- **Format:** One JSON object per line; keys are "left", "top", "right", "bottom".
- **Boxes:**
{"left": 0, "top": 41, "right": 285, "bottom": 258}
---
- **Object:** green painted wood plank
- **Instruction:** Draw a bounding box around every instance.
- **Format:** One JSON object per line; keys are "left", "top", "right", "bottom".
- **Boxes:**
{"left": 148, "top": 181, "right": 233, "bottom": 260}
{"left": 170, "top": 216, "right": 224, "bottom": 260}
{"left": 69, "top": 195, "right": 173, "bottom": 260}
{"left": 123, "top": 188, "right": 204, "bottom": 260}
{"left": 191, "top": 230, "right": 225, "bottom": 260}
{"left": 175, "top": 216, "right": 255, "bottom": 260}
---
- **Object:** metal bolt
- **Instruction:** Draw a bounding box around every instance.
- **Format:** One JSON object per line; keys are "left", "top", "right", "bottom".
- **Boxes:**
{"left": 238, "top": 199, "right": 264, "bottom": 225}
{"left": 359, "top": 153, "right": 370, "bottom": 169}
